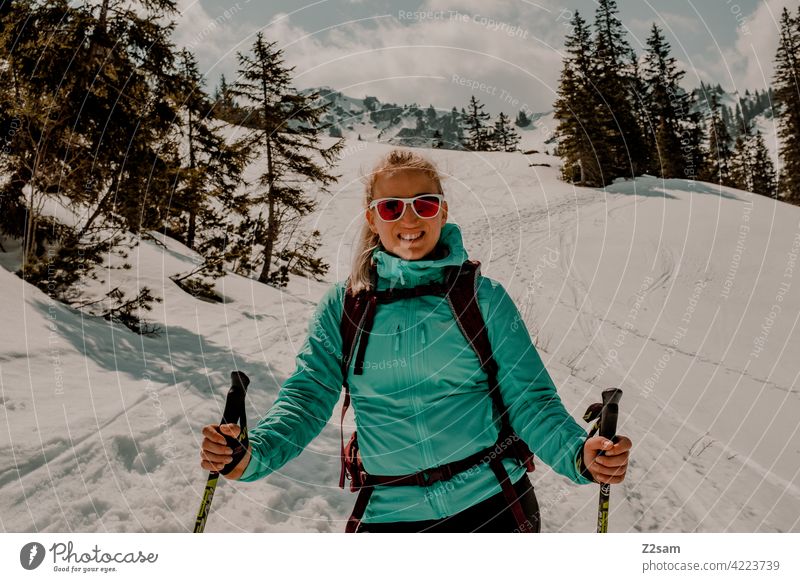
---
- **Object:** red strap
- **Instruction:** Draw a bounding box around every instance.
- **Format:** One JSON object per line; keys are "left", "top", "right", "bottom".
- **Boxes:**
{"left": 345, "top": 486, "right": 374, "bottom": 533}
{"left": 338, "top": 385, "right": 351, "bottom": 489}
{"left": 488, "top": 457, "right": 534, "bottom": 533}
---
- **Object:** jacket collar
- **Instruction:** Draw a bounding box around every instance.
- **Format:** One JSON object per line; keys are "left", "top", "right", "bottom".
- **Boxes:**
{"left": 371, "top": 222, "right": 469, "bottom": 290}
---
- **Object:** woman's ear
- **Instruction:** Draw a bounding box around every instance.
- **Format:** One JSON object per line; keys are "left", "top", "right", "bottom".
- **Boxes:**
{"left": 365, "top": 207, "right": 376, "bottom": 233}
{"left": 441, "top": 200, "right": 448, "bottom": 224}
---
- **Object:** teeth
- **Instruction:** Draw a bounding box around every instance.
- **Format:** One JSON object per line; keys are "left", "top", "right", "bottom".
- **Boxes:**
{"left": 399, "top": 232, "right": 423, "bottom": 241}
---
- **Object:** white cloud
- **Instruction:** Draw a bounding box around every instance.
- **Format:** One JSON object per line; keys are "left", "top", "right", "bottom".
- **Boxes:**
{"left": 234, "top": 2, "right": 570, "bottom": 113}
{"left": 725, "top": 0, "right": 795, "bottom": 91}
{"left": 172, "top": 0, "right": 255, "bottom": 79}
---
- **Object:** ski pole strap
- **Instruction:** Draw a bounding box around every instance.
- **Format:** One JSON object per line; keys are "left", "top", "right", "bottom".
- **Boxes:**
{"left": 582, "top": 402, "right": 603, "bottom": 437}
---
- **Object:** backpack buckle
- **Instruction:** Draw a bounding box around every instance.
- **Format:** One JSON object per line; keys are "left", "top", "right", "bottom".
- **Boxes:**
{"left": 415, "top": 464, "right": 453, "bottom": 487}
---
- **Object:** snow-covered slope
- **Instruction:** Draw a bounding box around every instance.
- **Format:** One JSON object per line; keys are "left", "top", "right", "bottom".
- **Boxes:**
{"left": 2, "top": 140, "right": 799, "bottom": 532}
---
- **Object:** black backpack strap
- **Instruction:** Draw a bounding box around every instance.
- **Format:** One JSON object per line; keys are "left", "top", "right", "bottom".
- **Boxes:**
{"left": 444, "top": 261, "right": 535, "bottom": 470}
{"left": 443, "top": 261, "right": 506, "bottom": 422}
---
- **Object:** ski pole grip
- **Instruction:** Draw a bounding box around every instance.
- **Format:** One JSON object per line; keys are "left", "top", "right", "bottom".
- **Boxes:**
{"left": 221, "top": 370, "right": 249, "bottom": 425}
{"left": 217, "top": 370, "right": 250, "bottom": 475}
{"left": 598, "top": 388, "right": 623, "bottom": 441}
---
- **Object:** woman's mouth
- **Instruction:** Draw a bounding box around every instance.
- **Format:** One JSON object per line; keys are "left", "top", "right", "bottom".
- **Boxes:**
{"left": 398, "top": 231, "right": 424, "bottom": 243}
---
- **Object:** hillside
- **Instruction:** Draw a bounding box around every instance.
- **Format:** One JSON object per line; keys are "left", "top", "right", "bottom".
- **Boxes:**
{"left": 1, "top": 139, "right": 798, "bottom": 532}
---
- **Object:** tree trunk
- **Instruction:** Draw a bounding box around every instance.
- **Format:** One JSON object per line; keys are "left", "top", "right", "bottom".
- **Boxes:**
{"left": 258, "top": 139, "right": 275, "bottom": 284}
{"left": 187, "top": 105, "right": 197, "bottom": 249}
{"left": 79, "top": 172, "right": 118, "bottom": 237}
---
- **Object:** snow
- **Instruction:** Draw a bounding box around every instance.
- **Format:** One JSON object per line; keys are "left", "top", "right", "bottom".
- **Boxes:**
{"left": 2, "top": 138, "right": 799, "bottom": 532}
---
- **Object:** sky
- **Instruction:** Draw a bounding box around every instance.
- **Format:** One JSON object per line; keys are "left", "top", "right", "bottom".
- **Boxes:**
{"left": 173, "top": 0, "right": 797, "bottom": 115}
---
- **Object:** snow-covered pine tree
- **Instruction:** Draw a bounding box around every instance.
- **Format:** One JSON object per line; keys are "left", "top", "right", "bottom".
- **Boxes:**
{"left": 232, "top": 32, "right": 343, "bottom": 286}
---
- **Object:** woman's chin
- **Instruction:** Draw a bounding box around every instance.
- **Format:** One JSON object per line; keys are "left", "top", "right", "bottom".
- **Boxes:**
{"left": 387, "top": 246, "right": 429, "bottom": 261}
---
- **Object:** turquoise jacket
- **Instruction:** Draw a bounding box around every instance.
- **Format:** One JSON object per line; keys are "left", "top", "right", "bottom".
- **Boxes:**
{"left": 240, "top": 222, "right": 594, "bottom": 523}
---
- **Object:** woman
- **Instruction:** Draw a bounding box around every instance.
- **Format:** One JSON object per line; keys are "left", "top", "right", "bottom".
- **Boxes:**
{"left": 200, "top": 149, "right": 632, "bottom": 532}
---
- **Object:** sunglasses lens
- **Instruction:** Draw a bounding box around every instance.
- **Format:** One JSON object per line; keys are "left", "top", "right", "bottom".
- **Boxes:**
{"left": 376, "top": 199, "right": 404, "bottom": 221}
{"left": 413, "top": 195, "right": 441, "bottom": 218}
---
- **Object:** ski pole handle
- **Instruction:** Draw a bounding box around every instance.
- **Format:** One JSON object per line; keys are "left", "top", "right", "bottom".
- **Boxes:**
{"left": 596, "top": 388, "right": 622, "bottom": 533}
{"left": 194, "top": 370, "right": 250, "bottom": 533}
{"left": 598, "top": 388, "right": 622, "bottom": 442}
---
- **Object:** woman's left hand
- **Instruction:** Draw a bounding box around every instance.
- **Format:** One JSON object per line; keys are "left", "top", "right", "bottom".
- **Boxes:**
{"left": 583, "top": 435, "right": 632, "bottom": 484}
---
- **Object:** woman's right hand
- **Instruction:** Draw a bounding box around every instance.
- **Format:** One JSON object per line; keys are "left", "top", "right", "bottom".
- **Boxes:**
{"left": 200, "top": 423, "right": 251, "bottom": 480}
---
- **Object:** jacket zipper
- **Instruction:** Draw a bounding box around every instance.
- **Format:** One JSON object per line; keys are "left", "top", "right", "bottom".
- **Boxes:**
{"left": 407, "top": 300, "right": 447, "bottom": 516}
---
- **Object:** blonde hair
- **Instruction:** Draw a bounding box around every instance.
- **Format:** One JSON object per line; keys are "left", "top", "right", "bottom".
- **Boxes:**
{"left": 348, "top": 149, "right": 445, "bottom": 294}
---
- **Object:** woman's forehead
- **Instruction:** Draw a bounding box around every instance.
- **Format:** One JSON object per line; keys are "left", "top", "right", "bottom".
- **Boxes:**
{"left": 374, "top": 169, "right": 438, "bottom": 197}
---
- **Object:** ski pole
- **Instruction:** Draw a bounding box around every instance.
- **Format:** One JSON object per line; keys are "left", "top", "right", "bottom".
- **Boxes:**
{"left": 595, "top": 387, "right": 622, "bottom": 533}
{"left": 193, "top": 370, "right": 250, "bottom": 533}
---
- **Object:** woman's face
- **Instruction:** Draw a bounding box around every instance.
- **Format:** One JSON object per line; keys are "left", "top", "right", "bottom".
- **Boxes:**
{"left": 366, "top": 169, "right": 448, "bottom": 261}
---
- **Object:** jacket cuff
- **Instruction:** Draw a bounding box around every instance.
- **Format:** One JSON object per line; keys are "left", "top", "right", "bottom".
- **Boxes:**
{"left": 575, "top": 437, "right": 598, "bottom": 484}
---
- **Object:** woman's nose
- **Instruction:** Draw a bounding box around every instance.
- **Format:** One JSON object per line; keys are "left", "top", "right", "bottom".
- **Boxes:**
{"left": 399, "top": 204, "right": 421, "bottom": 225}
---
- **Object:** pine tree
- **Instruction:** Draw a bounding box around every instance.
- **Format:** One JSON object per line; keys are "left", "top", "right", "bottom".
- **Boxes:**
{"left": 733, "top": 102, "right": 744, "bottom": 137}
{"left": 591, "top": 0, "right": 647, "bottom": 180}
{"left": 426, "top": 104, "right": 437, "bottom": 125}
{"left": 629, "top": 48, "right": 654, "bottom": 174}
{"left": 684, "top": 109, "right": 707, "bottom": 181}
{"left": 721, "top": 104, "right": 733, "bottom": 132}
{"left": 488, "top": 112, "right": 521, "bottom": 152}
{"left": 642, "top": 23, "right": 692, "bottom": 178}
{"left": 750, "top": 130, "right": 777, "bottom": 197}
{"left": 461, "top": 95, "right": 492, "bottom": 151}
{"left": 730, "top": 132, "right": 752, "bottom": 191}
{"left": 0, "top": 0, "right": 180, "bottom": 330}
{"left": 515, "top": 110, "right": 531, "bottom": 127}
{"left": 704, "top": 93, "right": 735, "bottom": 186}
{"left": 553, "top": 10, "right": 607, "bottom": 185}
{"left": 233, "top": 32, "right": 343, "bottom": 286}
{"left": 167, "top": 49, "right": 250, "bottom": 296}
{"left": 773, "top": 7, "right": 800, "bottom": 201}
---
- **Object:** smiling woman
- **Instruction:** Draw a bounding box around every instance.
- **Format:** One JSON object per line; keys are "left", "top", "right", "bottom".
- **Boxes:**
{"left": 365, "top": 177, "right": 446, "bottom": 254}
{"left": 200, "top": 148, "right": 632, "bottom": 533}
{"left": 355, "top": 150, "right": 450, "bottom": 286}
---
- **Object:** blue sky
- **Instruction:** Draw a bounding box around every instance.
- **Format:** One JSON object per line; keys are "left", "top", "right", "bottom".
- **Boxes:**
{"left": 174, "top": 0, "right": 795, "bottom": 114}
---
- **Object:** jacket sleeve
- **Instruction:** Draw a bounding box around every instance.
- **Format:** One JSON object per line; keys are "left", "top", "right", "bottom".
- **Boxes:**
{"left": 481, "top": 278, "right": 594, "bottom": 485}
{"left": 239, "top": 283, "right": 345, "bottom": 482}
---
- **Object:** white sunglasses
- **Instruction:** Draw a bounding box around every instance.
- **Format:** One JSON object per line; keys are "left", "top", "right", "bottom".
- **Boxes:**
{"left": 368, "top": 193, "right": 444, "bottom": 222}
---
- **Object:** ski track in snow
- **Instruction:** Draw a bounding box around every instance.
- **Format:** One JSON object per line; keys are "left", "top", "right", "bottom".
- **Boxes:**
{"left": 1, "top": 139, "right": 799, "bottom": 532}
